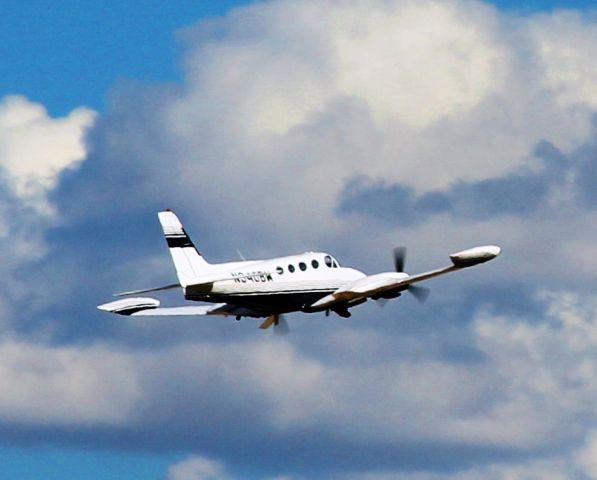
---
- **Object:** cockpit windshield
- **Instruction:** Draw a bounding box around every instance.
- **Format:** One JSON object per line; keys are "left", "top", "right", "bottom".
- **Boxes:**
{"left": 324, "top": 254, "right": 339, "bottom": 268}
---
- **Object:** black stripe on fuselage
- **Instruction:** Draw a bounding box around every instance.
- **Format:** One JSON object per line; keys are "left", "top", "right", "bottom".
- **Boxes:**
{"left": 185, "top": 289, "right": 336, "bottom": 314}
{"left": 219, "top": 288, "right": 337, "bottom": 296}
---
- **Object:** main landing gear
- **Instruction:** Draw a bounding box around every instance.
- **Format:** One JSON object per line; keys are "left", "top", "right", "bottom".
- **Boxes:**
{"left": 332, "top": 306, "right": 351, "bottom": 318}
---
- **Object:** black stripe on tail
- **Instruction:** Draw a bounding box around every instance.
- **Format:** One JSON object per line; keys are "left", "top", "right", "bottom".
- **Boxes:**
{"left": 165, "top": 233, "right": 195, "bottom": 249}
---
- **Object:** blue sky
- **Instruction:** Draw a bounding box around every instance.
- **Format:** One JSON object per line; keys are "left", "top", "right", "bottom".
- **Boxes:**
{"left": 0, "top": 446, "right": 179, "bottom": 480}
{"left": 0, "top": 0, "right": 247, "bottom": 116}
{"left": 1, "top": 1, "right": 597, "bottom": 479}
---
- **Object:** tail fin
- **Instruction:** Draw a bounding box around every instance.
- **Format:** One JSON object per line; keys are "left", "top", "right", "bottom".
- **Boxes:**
{"left": 158, "top": 210, "right": 213, "bottom": 287}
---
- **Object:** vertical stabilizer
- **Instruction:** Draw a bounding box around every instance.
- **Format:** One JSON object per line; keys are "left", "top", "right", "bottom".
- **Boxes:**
{"left": 158, "top": 210, "right": 212, "bottom": 287}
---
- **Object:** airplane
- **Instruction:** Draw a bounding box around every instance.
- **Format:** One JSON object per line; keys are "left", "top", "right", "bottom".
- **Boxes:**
{"left": 98, "top": 210, "right": 501, "bottom": 332}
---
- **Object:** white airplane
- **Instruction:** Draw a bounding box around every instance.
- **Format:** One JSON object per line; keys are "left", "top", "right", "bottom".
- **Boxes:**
{"left": 98, "top": 210, "right": 501, "bottom": 332}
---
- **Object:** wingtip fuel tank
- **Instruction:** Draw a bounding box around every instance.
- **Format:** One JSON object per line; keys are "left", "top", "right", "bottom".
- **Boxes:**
{"left": 449, "top": 245, "right": 501, "bottom": 268}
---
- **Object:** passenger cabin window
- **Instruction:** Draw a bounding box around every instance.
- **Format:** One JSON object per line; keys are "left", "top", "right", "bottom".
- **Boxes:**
{"left": 288, "top": 264, "right": 295, "bottom": 273}
{"left": 276, "top": 266, "right": 284, "bottom": 275}
{"left": 311, "top": 260, "right": 319, "bottom": 269}
{"left": 324, "top": 255, "right": 333, "bottom": 268}
{"left": 299, "top": 262, "right": 307, "bottom": 271}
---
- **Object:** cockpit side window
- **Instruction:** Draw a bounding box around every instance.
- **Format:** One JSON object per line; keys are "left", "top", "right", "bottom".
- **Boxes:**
{"left": 324, "top": 255, "right": 333, "bottom": 268}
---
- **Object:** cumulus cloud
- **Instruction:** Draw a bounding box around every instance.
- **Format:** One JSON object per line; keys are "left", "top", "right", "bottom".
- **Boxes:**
{"left": 0, "top": 95, "right": 95, "bottom": 330}
{"left": 179, "top": 0, "right": 506, "bottom": 131}
{"left": 331, "top": 0, "right": 507, "bottom": 127}
{"left": 4, "top": 290, "right": 597, "bottom": 475}
{"left": 338, "top": 132, "right": 596, "bottom": 225}
{"left": 0, "top": 95, "right": 95, "bottom": 210}
{"left": 0, "top": 338, "right": 138, "bottom": 425}
{"left": 529, "top": 9, "right": 597, "bottom": 108}
{"left": 53, "top": 0, "right": 597, "bottom": 256}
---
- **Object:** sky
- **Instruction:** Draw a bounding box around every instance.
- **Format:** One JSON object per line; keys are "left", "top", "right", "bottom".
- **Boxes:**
{"left": 1, "top": 0, "right": 597, "bottom": 479}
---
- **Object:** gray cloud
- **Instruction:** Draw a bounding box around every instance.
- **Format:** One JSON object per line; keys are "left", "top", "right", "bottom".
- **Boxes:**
{"left": 338, "top": 130, "right": 597, "bottom": 225}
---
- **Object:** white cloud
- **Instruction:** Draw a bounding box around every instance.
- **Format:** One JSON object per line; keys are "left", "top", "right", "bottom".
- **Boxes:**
{"left": 0, "top": 95, "right": 95, "bottom": 210}
{"left": 576, "top": 431, "right": 597, "bottom": 478}
{"left": 180, "top": 0, "right": 507, "bottom": 134}
{"left": 143, "top": 0, "right": 597, "bottom": 250}
{"left": 180, "top": 290, "right": 597, "bottom": 452}
{"left": 6, "top": 289, "right": 596, "bottom": 449}
{"left": 168, "top": 455, "right": 230, "bottom": 480}
{"left": 1, "top": 286, "right": 597, "bottom": 476}
{"left": 529, "top": 10, "right": 597, "bottom": 108}
{"left": 0, "top": 338, "right": 139, "bottom": 425}
{"left": 331, "top": 0, "right": 507, "bottom": 127}
{"left": 166, "top": 454, "right": 295, "bottom": 480}
{"left": 453, "top": 290, "right": 597, "bottom": 448}
{"left": 0, "top": 96, "right": 95, "bottom": 327}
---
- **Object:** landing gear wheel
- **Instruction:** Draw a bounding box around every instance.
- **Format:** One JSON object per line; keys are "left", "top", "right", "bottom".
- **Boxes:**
{"left": 333, "top": 307, "right": 351, "bottom": 318}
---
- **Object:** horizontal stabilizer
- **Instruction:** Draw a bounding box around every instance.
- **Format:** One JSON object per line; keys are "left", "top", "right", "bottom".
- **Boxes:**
{"left": 129, "top": 304, "right": 226, "bottom": 316}
{"left": 131, "top": 303, "right": 265, "bottom": 318}
{"left": 98, "top": 297, "right": 160, "bottom": 315}
{"left": 98, "top": 298, "right": 265, "bottom": 318}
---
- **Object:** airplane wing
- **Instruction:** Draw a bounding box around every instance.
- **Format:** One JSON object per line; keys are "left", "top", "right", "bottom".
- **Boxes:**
{"left": 97, "top": 297, "right": 264, "bottom": 318}
{"left": 310, "top": 245, "right": 501, "bottom": 310}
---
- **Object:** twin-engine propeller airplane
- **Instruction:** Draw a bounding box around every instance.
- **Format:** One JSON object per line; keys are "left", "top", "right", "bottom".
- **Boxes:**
{"left": 98, "top": 210, "right": 501, "bottom": 332}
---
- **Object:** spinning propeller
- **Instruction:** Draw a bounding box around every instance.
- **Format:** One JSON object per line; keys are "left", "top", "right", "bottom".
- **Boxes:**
{"left": 392, "top": 247, "right": 430, "bottom": 304}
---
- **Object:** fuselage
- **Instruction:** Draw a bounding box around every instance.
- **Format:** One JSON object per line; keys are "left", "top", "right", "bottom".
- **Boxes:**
{"left": 183, "top": 252, "right": 365, "bottom": 315}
